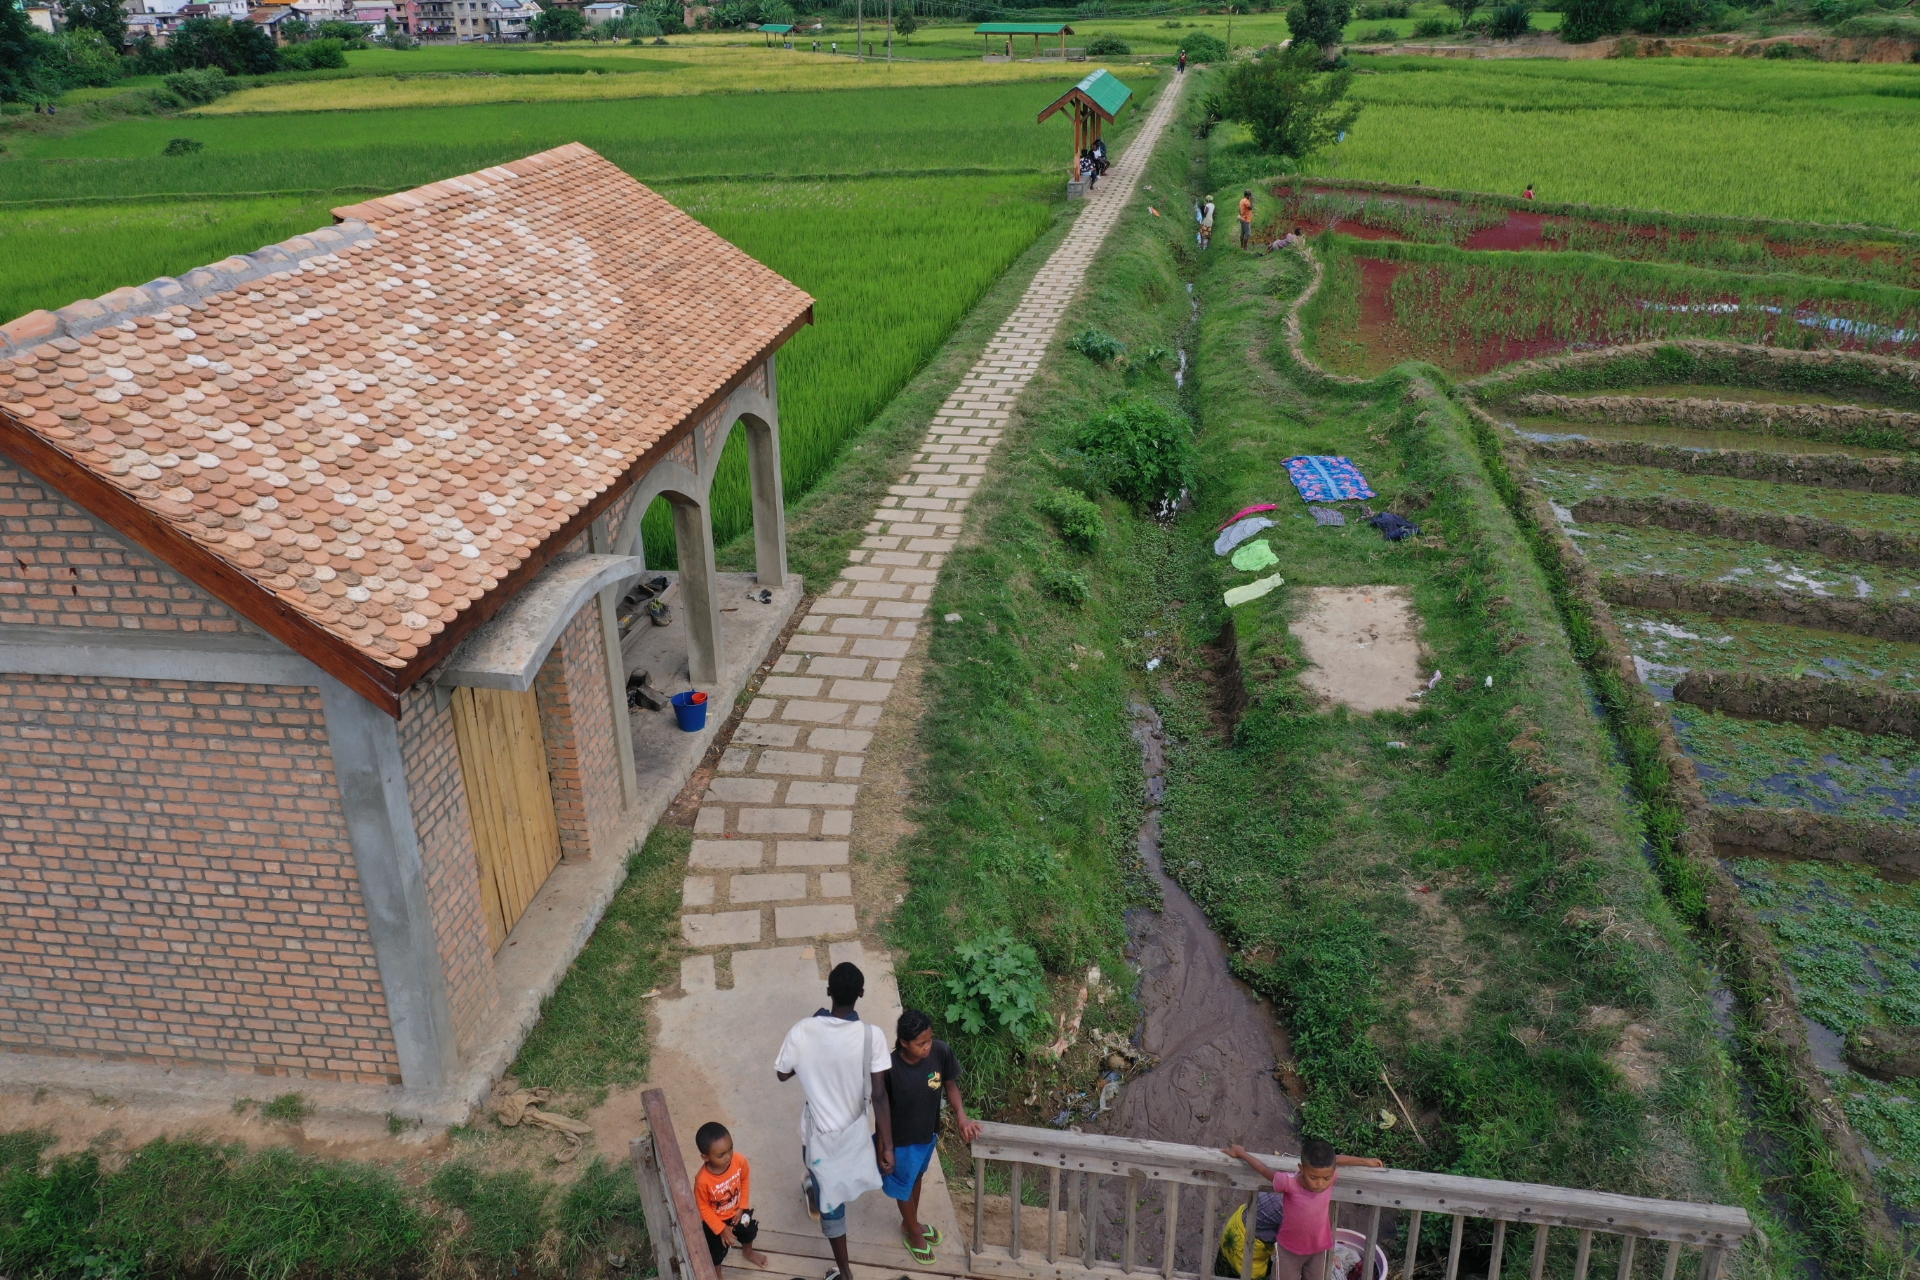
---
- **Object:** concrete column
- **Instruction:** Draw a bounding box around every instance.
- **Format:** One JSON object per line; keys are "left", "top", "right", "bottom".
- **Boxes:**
{"left": 316, "top": 675, "right": 461, "bottom": 1091}
{"left": 589, "top": 515, "right": 640, "bottom": 808}
{"left": 746, "top": 359, "right": 788, "bottom": 588}
{"left": 669, "top": 494, "right": 723, "bottom": 687}
{"left": 745, "top": 422, "right": 787, "bottom": 588}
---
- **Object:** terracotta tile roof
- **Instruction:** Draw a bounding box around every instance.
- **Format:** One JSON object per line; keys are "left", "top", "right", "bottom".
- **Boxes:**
{"left": 0, "top": 143, "right": 813, "bottom": 713}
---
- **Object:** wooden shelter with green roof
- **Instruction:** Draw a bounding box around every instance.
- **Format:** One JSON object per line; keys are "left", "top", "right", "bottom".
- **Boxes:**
{"left": 1037, "top": 69, "right": 1133, "bottom": 193}
{"left": 975, "top": 20, "right": 1073, "bottom": 59}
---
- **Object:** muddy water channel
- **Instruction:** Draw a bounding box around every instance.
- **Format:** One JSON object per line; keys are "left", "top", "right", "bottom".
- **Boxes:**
{"left": 1081, "top": 705, "right": 1297, "bottom": 1271}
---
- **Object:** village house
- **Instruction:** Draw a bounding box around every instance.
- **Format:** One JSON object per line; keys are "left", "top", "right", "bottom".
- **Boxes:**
{"left": 451, "top": 0, "right": 535, "bottom": 40}
{"left": 0, "top": 144, "right": 810, "bottom": 1106}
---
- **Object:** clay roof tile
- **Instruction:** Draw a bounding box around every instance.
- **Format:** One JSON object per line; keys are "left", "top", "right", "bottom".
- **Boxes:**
{"left": 0, "top": 144, "right": 812, "bottom": 713}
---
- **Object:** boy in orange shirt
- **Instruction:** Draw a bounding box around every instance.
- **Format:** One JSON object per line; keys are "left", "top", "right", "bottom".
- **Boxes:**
{"left": 695, "top": 1121, "right": 771, "bottom": 1268}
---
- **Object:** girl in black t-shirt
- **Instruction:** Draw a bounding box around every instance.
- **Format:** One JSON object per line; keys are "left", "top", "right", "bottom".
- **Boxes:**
{"left": 883, "top": 1009, "right": 981, "bottom": 1263}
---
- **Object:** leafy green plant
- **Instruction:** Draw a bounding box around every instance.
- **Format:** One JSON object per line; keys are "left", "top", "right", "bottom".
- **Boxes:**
{"left": 1037, "top": 488, "right": 1105, "bottom": 552}
{"left": 1489, "top": 3, "right": 1533, "bottom": 37}
{"left": 1037, "top": 563, "right": 1092, "bottom": 606}
{"left": 1072, "top": 397, "right": 1196, "bottom": 508}
{"left": 1067, "top": 328, "right": 1127, "bottom": 363}
{"left": 1411, "top": 13, "right": 1460, "bottom": 33}
{"left": 1177, "top": 29, "right": 1229, "bottom": 60}
{"left": 1086, "top": 33, "right": 1131, "bottom": 56}
{"left": 259, "top": 1092, "right": 313, "bottom": 1124}
{"left": 162, "top": 136, "right": 204, "bottom": 155}
{"left": 1285, "top": 0, "right": 1355, "bottom": 48}
{"left": 1203, "top": 41, "right": 1362, "bottom": 160}
{"left": 943, "top": 930, "right": 1049, "bottom": 1039}
{"left": 281, "top": 35, "right": 349, "bottom": 70}
{"left": 1558, "top": 0, "right": 1624, "bottom": 39}
{"left": 160, "top": 65, "right": 231, "bottom": 105}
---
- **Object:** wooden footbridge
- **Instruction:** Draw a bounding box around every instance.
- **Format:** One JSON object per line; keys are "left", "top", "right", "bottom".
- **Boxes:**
{"left": 632, "top": 1092, "right": 1753, "bottom": 1280}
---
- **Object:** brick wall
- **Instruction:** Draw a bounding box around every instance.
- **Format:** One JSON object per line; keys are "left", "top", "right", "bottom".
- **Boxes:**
{"left": 396, "top": 682, "right": 499, "bottom": 1059}
{"left": 0, "top": 675, "right": 401, "bottom": 1082}
{"left": 0, "top": 450, "right": 246, "bottom": 633}
{"left": 564, "top": 606, "right": 627, "bottom": 853}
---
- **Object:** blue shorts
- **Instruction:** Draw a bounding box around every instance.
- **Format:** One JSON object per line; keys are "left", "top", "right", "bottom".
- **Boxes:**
{"left": 882, "top": 1139, "right": 937, "bottom": 1201}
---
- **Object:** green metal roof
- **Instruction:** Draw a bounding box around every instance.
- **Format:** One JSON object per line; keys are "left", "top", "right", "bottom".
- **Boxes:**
{"left": 1035, "top": 68, "right": 1132, "bottom": 125}
{"left": 758, "top": 22, "right": 793, "bottom": 30}
{"left": 975, "top": 22, "right": 1073, "bottom": 34}
{"left": 1074, "top": 68, "right": 1132, "bottom": 117}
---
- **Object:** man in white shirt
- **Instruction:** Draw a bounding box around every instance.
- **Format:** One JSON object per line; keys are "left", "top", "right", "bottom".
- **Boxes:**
{"left": 775, "top": 962, "right": 896, "bottom": 1280}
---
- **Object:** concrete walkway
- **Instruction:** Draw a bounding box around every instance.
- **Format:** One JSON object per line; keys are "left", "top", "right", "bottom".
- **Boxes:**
{"left": 646, "top": 72, "right": 1187, "bottom": 1280}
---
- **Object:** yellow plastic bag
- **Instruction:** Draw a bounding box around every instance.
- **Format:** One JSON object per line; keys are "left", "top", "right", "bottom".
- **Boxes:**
{"left": 1214, "top": 1203, "right": 1273, "bottom": 1280}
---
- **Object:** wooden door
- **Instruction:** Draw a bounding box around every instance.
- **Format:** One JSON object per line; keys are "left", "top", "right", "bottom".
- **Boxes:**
{"left": 449, "top": 685, "right": 563, "bottom": 952}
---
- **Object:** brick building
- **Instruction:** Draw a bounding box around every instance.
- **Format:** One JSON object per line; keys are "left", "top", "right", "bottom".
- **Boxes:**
{"left": 0, "top": 145, "right": 811, "bottom": 1095}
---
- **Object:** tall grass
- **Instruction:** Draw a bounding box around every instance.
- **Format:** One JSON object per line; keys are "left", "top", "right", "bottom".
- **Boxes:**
{"left": 0, "top": 1130, "right": 644, "bottom": 1278}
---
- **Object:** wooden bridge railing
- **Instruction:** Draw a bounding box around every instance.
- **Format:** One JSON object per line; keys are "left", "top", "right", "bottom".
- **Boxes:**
{"left": 966, "top": 1124, "right": 1754, "bottom": 1280}
{"left": 631, "top": 1088, "right": 725, "bottom": 1280}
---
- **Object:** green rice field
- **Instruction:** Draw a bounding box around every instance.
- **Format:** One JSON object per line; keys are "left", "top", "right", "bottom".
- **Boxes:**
{"left": 1318, "top": 59, "right": 1920, "bottom": 229}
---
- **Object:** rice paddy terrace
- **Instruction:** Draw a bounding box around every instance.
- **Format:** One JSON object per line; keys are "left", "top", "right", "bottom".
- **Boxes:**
{"left": 1293, "top": 185, "right": 1920, "bottom": 1231}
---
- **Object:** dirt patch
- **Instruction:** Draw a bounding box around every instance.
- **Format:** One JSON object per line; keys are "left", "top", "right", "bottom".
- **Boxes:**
{"left": 1673, "top": 670, "right": 1920, "bottom": 740}
{"left": 1197, "top": 616, "right": 1249, "bottom": 737}
{"left": 1289, "top": 586, "right": 1426, "bottom": 713}
{"left": 1522, "top": 435, "right": 1920, "bottom": 496}
{"left": 1516, "top": 393, "right": 1920, "bottom": 448}
{"left": 1583, "top": 1006, "right": 1667, "bottom": 1093}
{"left": 1571, "top": 494, "right": 1920, "bottom": 568}
{"left": 1710, "top": 807, "right": 1920, "bottom": 878}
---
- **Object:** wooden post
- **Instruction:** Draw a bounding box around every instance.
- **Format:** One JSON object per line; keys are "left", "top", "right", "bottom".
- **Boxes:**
{"left": 1401, "top": 1211, "right": 1424, "bottom": 1280}
{"left": 1488, "top": 1220, "right": 1508, "bottom": 1280}
{"left": 1161, "top": 1183, "right": 1181, "bottom": 1280}
{"left": 1531, "top": 1225, "right": 1551, "bottom": 1280}
{"left": 1574, "top": 1230, "right": 1595, "bottom": 1280}
{"left": 1048, "top": 1167, "right": 1061, "bottom": 1264}
{"left": 1011, "top": 1163, "right": 1024, "bottom": 1260}
{"left": 1444, "top": 1214, "right": 1465, "bottom": 1280}
{"left": 974, "top": 1157, "right": 986, "bottom": 1255}
{"left": 1617, "top": 1234, "right": 1637, "bottom": 1280}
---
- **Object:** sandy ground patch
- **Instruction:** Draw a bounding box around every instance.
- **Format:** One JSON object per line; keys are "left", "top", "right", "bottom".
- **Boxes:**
{"left": 1289, "top": 585, "right": 1426, "bottom": 713}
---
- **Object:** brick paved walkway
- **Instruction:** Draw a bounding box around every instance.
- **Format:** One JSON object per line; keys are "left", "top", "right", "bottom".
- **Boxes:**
{"left": 674, "top": 75, "right": 1186, "bottom": 970}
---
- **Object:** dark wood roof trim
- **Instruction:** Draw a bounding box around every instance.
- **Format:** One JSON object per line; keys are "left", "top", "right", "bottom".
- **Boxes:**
{"left": 0, "top": 403, "right": 406, "bottom": 714}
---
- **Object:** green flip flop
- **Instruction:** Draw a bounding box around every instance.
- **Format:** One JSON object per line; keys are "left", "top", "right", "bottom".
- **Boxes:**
{"left": 904, "top": 1234, "right": 936, "bottom": 1265}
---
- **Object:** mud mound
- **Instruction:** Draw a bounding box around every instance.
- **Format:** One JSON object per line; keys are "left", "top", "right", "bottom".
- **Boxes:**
{"left": 1601, "top": 574, "right": 1920, "bottom": 645}
{"left": 1711, "top": 807, "right": 1920, "bottom": 877}
{"left": 1571, "top": 494, "right": 1920, "bottom": 568}
{"left": 1516, "top": 394, "right": 1920, "bottom": 448}
{"left": 1523, "top": 436, "right": 1920, "bottom": 497}
{"left": 1846, "top": 1026, "right": 1920, "bottom": 1082}
{"left": 1289, "top": 586, "right": 1426, "bottom": 713}
{"left": 1673, "top": 670, "right": 1920, "bottom": 739}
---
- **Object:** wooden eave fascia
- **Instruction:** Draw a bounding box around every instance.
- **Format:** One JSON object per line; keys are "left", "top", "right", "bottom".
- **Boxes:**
{"left": 0, "top": 402, "right": 410, "bottom": 714}
{"left": 1037, "top": 89, "right": 1113, "bottom": 126}
{"left": 0, "top": 302, "right": 813, "bottom": 720}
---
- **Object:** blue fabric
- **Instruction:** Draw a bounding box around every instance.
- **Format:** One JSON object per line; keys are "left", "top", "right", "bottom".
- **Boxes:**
{"left": 882, "top": 1140, "right": 938, "bottom": 1200}
{"left": 1284, "top": 456, "right": 1375, "bottom": 504}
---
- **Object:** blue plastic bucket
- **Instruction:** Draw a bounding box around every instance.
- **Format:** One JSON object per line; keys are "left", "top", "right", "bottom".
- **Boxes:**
{"left": 671, "top": 690, "right": 709, "bottom": 732}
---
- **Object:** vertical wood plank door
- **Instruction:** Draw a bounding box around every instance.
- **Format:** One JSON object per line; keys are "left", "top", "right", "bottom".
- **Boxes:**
{"left": 449, "top": 685, "right": 564, "bottom": 952}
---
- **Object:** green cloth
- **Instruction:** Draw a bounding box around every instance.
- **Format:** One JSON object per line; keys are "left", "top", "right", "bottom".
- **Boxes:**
{"left": 1223, "top": 573, "right": 1284, "bottom": 608}
{"left": 1229, "top": 539, "right": 1278, "bottom": 572}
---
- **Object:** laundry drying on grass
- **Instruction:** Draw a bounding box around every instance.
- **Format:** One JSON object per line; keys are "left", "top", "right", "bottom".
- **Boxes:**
{"left": 1224, "top": 572, "right": 1285, "bottom": 608}
{"left": 1284, "top": 456, "right": 1375, "bottom": 505}
{"left": 1230, "top": 539, "right": 1280, "bottom": 572}
{"left": 1215, "top": 516, "right": 1277, "bottom": 556}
